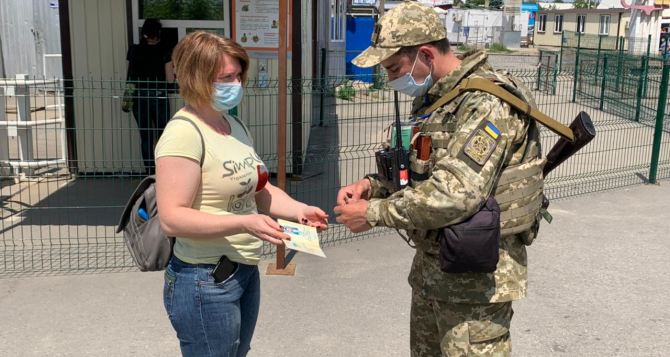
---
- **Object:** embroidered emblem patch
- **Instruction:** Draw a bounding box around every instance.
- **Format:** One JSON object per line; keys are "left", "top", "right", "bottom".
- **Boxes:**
{"left": 463, "top": 129, "right": 497, "bottom": 166}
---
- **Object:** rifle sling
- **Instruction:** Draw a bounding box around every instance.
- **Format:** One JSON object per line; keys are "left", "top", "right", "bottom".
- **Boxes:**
{"left": 422, "top": 77, "right": 575, "bottom": 142}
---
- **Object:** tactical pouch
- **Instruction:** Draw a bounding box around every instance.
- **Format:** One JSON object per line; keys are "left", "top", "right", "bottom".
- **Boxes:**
{"left": 409, "top": 149, "right": 431, "bottom": 182}
{"left": 438, "top": 196, "right": 501, "bottom": 273}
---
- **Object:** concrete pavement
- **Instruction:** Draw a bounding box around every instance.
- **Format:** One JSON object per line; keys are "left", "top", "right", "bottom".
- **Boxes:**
{"left": 1, "top": 181, "right": 669, "bottom": 356}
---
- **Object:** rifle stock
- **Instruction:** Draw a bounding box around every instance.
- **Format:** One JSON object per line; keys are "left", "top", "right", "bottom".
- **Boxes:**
{"left": 543, "top": 111, "right": 596, "bottom": 177}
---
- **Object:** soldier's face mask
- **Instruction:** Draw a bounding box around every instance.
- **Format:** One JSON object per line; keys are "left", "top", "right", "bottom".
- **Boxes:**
{"left": 388, "top": 52, "right": 433, "bottom": 97}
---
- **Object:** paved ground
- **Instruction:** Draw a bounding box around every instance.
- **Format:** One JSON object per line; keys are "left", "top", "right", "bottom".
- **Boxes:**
{"left": 1, "top": 181, "right": 669, "bottom": 357}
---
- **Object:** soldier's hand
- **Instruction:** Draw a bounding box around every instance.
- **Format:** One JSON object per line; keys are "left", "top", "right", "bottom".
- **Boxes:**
{"left": 336, "top": 179, "right": 372, "bottom": 205}
{"left": 334, "top": 200, "right": 372, "bottom": 233}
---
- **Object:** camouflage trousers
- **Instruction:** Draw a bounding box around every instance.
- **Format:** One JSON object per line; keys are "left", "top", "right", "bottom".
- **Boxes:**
{"left": 410, "top": 290, "right": 513, "bottom": 357}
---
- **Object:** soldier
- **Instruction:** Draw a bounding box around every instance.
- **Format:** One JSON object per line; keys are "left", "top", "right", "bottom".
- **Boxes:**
{"left": 334, "top": 1, "right": 546, "bottom": 356}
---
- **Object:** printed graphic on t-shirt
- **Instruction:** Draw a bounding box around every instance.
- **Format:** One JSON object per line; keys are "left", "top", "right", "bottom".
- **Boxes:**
{"left": 256, "top": 165, "right": 269, "bottom": 192}
{"left": 223, "top": 151, "right": 268, "bottom": 213}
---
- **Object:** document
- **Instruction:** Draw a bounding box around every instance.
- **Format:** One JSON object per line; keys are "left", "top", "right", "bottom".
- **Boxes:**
{"left": 277, "top": 219, "right": 326, "bottom": 258}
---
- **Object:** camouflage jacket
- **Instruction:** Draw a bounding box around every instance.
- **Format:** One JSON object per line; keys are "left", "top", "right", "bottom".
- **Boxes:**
{"left": 365, "top": 50, "right": 543, "bottom": 303}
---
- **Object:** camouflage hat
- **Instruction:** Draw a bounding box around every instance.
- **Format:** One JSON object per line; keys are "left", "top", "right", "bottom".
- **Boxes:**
{"left": 352, "top": 1, "right": 447, "bottom": 68}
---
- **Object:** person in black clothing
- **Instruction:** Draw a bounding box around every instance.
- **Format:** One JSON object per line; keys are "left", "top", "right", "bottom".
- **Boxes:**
{"left": 126, "top": 19, "right": 174, "bottom": 174}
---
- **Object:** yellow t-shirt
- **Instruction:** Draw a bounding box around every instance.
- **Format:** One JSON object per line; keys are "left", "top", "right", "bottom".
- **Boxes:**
{"left": 154, "top": 109, "right": 268, "bottom": 265}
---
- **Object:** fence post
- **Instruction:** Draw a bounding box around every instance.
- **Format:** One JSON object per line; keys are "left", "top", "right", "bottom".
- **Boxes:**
{"left": 536, "top": 50, "right": 543, "bottom": 90}
{"left": 572, "top": 31, "right": 582, "bottom": 102}
{"left": 635, "top": 55, "right": 645, "bottom": 122}
{"left": 552, "top": 57, "right": 558, "bottom": 95}
{"left": 319, "top": 47, "right": 326, "bottom": 127}
{"left": 559, "top": 31, "right": 565, "bottom": 72}
{"left": 595, "top": 35, "right": 603, "bottom": 84}
{"left": 648, "top": 58, "right": 670, "bottom": 184}
{"left": 616, "top": 36, "right": 624, "bottom": 93}
{"left": 267, "top": 0, "right": 294, "bottom": 276}
{"left": 544, "top": 55, "right": 551, "bottom": 92}
{"left": 599, "top": 55, "right": 608, "bottom": 111}
{"left": 644, "top": 34, "right": 652, "bottom": 98}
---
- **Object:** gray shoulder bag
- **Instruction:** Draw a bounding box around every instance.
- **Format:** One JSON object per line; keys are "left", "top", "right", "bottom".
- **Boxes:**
{"left": 116, "top": 116, "right": 205, "bottom": 271}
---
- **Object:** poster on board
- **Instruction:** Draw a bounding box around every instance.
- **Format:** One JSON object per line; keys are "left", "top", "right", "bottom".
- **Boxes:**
{"left": 233, "top": 0, "right": 291, "bottom": 51}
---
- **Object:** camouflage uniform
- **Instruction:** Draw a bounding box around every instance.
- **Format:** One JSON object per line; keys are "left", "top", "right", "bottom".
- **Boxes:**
{"left": 352, "top": 2, "right": 544, "bottom": 356}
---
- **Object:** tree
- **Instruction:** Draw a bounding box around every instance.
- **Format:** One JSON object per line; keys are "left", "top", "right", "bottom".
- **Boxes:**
{"left": 490, "top": 0, "right": 504, "bottom": 9}
{"left": 142, "top": 0, "right": 223, "bottom": 21}
{"left": 464, "top": 0, "right": 502, "bottom": 8}
{"left": 574, "top": 0, "right": 599, "bottom": 8}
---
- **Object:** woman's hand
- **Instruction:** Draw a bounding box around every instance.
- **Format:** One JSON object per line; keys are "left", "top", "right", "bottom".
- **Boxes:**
{"left": 241, "top": 214, "right": 291, "bottom": 245}
{"left": 297, "top": 205, "right": 329, "bottom": 231}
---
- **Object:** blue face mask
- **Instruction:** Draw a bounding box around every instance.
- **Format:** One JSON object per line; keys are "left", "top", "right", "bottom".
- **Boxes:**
{"left": 211, "top": 82, "right": 243, "bottom": 111}
{"left": 388, "top": 53, "right": 433, "bottom": 97}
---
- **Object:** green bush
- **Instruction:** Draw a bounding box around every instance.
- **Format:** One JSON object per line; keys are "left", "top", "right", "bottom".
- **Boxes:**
{"left": 337, "top": 83, "right": 356, "bottom": 101}
{"left": 488, "top": 43, "right": 512, "bottom": 53}
{"left": 369, "top": 71, "right": 386, "bottom": 91}
{"left": 457, "top": 43, "right": 474, "bottom": 52}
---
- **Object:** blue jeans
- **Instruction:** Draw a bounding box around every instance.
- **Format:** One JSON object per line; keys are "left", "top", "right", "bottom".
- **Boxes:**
{"left": 163, "top": 256, "right": 260, "bottom": 357}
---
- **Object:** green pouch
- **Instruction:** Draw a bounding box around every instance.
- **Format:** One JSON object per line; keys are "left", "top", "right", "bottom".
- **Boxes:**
{"left": 122, "top": 83, "right": 136, "bottom": 113}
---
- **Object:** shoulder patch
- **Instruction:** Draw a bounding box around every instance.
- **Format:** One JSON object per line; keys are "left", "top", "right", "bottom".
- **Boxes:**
{"left": 458, "top": 121, "right": 501, "bottom": 172}
{"left": 484, "top": 121, "right": 500, "bottom": 139}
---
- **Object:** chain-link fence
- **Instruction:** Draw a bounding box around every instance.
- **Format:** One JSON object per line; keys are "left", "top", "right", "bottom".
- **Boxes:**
{"left": 2, "top": 50, "right": 669, "bottom": 275}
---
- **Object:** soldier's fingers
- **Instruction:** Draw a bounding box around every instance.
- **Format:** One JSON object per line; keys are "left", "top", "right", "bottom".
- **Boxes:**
{"left": 336, "top": 189, "right": 352, "bottom": 206}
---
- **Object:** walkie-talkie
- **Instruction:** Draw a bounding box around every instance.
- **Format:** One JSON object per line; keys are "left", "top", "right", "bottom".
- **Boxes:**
{"left": 374, "top": 91, "right": 410, "bottom": 190}
{"left": 391, "top": 91, "right": 410, "bottom": 189}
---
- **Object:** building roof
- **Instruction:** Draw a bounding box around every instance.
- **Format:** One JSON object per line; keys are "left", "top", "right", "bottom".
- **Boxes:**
{"left": 538, "top": 7, "right": 627, "bottom": 14}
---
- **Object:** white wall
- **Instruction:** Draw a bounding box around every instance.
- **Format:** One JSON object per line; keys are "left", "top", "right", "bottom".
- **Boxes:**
{"left": 446, "top": 9, "right": 504, "bottom": 45}
{"left": 68, "top": 0, "right": 141, "bottom": 173}
{"left": 0, "top": 0, "right": 62, "bottom": 78}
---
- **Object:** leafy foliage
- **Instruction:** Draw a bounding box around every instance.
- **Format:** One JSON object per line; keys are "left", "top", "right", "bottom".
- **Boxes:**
{"left": 141, "top": 0, "right": 224, "bottom": 21}
{"left": 574, "top": 0, "right": 599, "bottom": 8}
{"left": 488, "top": 43, "right": 512, "bottom": 53}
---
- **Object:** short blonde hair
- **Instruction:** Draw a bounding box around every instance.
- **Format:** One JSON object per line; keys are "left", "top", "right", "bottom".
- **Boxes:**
{"left": 172, "top": 31, "right": 250, "bottom": 108}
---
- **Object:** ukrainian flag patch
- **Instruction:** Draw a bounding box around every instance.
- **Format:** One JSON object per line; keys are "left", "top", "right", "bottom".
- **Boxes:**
{"left": 484, "top": 121, "right": 500, "bottom": 139}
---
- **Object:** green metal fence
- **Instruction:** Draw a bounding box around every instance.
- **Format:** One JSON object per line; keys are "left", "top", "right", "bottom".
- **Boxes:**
{"left": 1, "top": 51, "right": 669, "bottom": 274}
{"left": 559, "top": 31, "right": 655, "bottom": 73}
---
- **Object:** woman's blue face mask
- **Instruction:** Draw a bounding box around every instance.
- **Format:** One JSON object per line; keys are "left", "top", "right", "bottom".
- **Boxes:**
{"left": 211, "top": 82, "right": 243, "bottom": 111}
{"left": 388, "top": 52, "right": 433, "bottom": 98}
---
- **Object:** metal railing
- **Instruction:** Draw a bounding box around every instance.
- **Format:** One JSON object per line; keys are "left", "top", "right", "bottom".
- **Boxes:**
{"left": 1, "top": 53, "right": 669, "bottom": 274}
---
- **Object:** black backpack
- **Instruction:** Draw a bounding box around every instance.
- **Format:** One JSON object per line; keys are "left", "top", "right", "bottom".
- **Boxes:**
{"left": 116, "top": 117, "right": 204, "bottom": 271}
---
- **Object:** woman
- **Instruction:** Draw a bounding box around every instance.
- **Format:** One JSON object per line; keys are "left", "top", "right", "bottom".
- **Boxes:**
{"left": 155, "top": 32, "right": 328, "bottom": 357}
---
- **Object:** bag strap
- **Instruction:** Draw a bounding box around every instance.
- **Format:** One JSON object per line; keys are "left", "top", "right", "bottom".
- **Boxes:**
{"left": 116, "top": 116, "right": 205, "bottom": 233}
{"left": 421, "top": 77, "right": 574, "bottom": 142}
{"left": 225, "top": 113, "right": 252, "bottom": 139}
{"left": 170, "top": 116, "right": 206, "bottom": 167}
